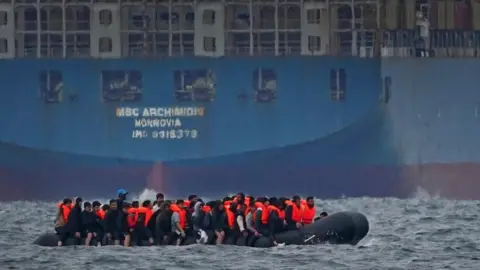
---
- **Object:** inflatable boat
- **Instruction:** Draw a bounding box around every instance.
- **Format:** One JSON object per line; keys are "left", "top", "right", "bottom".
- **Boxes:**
{"left": 34, "top": 211, "right": 369, "bottom": 248}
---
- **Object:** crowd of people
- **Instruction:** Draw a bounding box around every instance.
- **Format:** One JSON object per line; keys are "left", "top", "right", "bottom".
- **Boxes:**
{"left": 54, "top": 189, "right": 328, "bottom": 247}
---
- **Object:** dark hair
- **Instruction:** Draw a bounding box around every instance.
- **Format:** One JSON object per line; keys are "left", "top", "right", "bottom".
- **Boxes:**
{"left": 63, "top": 198, "right": 72, "bottom": 204}
{"left": 268, "top": 197, "right": 278, "bottom": 205}
{"left": 256, "top": 197, "right": 267, "bottom": 203}
{"left": 306, "top": 196, "right": 314, "bottom": 201}
{"left": 292, "top": 195, "right": 301, "bottom": 202}
{"left": 75, "top": 197, "right": 83, "bottom": 205}
{"left": 187, "top": 194, "right": 197, "bottom": 201}
{"left": 142, "top": 200, "right": 151, "bottom": 207}
{"left": 83, "top": 201, "right": 91, "bottom": 208}
{"left": 109, "top": 199, "right": 116, "bottom": 205}
{"left": 156, "top": 193, "right": 164, "bottom": 199}
{"left": 101, "top": 204, "right": 110, "bottom": 211}
{"left": 132, "top": 201, "right": 139, "bottom": 208}
{"left": 92, "top": 201, "right": 101, "bottom": 207}
{"left": 176, "top": 199, "right": 184, "bottom": 205}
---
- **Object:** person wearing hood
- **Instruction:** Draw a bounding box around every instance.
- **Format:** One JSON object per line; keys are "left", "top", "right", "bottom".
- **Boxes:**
{"left": 58, "top": 197, "right": 83, "bottom": 246}
{"left": 192, "top": 200, "right": 209, "bottom": 244}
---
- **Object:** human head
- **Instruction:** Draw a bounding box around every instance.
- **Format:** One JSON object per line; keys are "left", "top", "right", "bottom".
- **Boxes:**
{"left": 292, "top": 195, "right": 301, "bottom": 206}
{"left": 156, "top": 193, "right": 164, "bottom": 202}
{"left": 92, "top": 201, "right": 101, "bottom": 212}
{"left": 63, "top": 198, "right": 72, "bottom": 207}
{"left": 142, "top": 200, "right": 152, "bottom": 209}
{"left": 116, "top": 188, "right": 128, "bottom": 200}
{"left": 109, "top": 199, "right": 118, "bottom": 210}
{"left": 306, "top": 196, "right": 314, "bottom": 208}
{"left": 74, "top": 197, "right": 83, "bottom": 207}
{"left": 176, "top": 199, "right": 185, "bottom": 209}
{"left": 83, "top": 201, "right": 92, "bottom": 212}
{"left": 132, "top": 201, "right": 139, "bottom": 208}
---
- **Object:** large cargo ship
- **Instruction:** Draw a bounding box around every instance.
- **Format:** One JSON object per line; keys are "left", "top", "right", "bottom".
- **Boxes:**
{"left": 1, "top": 0, "right": 479, "bottom": 200}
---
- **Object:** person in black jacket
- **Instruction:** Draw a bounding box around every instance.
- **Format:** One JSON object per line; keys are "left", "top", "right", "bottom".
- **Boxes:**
{"left": 81, "top": 201, "right": 98, "bottom": 247}
{"left": 117, "top": 203, "right": 132, "bottom": 247}
{"left": 212, "top": 200, "right": 227, "bottom": 244}
{"left": 58, "top": 197, "right": 83, "bottom": 246}
{"left": 104, "top": 199, "right": 120, "bottom": 245}
{"left": 155, "top": 201, "right": 172, "bottom": 245}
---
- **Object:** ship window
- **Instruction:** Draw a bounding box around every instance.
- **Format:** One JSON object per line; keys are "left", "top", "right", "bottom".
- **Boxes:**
{"left": 330, "top": 68, "right": 346, "bottom": 101}
{"left": 202, "top": 9, "right": 215, "bottom": 25}
{"left": 39, "top": 70, "right": 63, "bottom": 104}
{"left": 308, "top": 36, "right": 321, "bottom": 52}
{"left": 203, "top": 36, "right": 216, "bottom": 52}
{"left": 0, "top": 11, "right": 7, "bottom": 26}
{"left": 173, "top": 69, "right": 216, "bottom": 103}
{"left": 306, "top": 9, "right": 321, "bottom": 24}
{"left": 99, "top": 37, "right": 112, "bottom": 53}
{"left": 101, "top": 70, "right": 143, "bottom": 102}
{"left": 99, "top": 9, "right": 112, "bottom": 26}
{"left": 0, "top": 38, "right": 7, "bottom": 53}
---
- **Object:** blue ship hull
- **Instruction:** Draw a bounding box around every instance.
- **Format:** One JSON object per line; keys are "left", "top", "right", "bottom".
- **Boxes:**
{"left": 0, "top": 57, "right": 478, "bottom": 200}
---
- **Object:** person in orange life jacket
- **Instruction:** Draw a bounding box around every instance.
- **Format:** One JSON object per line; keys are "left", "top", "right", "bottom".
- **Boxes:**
{"left": 104, "top": 199, "right": 122, "bottom": 245}
{"left": 169, "top": 200, "right": 188, "bottom": 246}
{"left": 54, "top": 198, "right": 72, "bottom": 236}
{"left": 132, "top": 200, "right": 154, "bottom": 246}
{"left": 154, "top": 201, "right": 173, "bottom": 245}
{"left": 253, "top": 197, "right": 270, "bottom": 236}
{"left": 212, "top": 200, "right": 227, "bottom": 244}
{"left": 266, "top": 197, "right": 285, "bottom": 246}
{"left": 301, "top": 196, "right": 316, "bottom": 225}
{"left": 232, "top": 202, "right": 250, "bottom": 245}
{"left": 58, "top": 197, "right": 83, "bottom": 246}
{"left": 224, "top": 201, "right": 238, "bottom": 243}
{"left": 285, "top": 195, "right": 303, "bottom": 230}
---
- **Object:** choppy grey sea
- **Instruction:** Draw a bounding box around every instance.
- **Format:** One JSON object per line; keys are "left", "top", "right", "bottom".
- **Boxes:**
{"left": 0, "top": 189, "right": 479, "bottom": 270}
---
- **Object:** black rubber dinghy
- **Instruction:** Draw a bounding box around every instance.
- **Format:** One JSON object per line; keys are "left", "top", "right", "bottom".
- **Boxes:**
{"left": 34, "top": 211, "right": 369, "bottom": 248}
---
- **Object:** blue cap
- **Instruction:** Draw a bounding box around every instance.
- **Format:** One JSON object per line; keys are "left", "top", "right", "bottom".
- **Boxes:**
{"left": 117, "top": 189, "right": 128, "bottom": 196}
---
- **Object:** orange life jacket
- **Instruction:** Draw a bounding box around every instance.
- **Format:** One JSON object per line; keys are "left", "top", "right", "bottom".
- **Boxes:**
{"left": 302, "top": 205, "right": 316, "bottom": 225}
{"left": 223, "top": 200, "right": 231, "bottom": 208}
{"left": 183, "top": 200, "right": 191, "bottom": 208}
{"left": 135, "top": 206, "right": 153, "bottom": 227}
{"left": 127, "top": 207, "right": 137, "bottom": 228}
{"left": 96, "top": 209, "right": 105, "bottom": 220}
{"left": 226, "top": 205, "right": 235, "bottom": 229}
{"left": 170, "top": 204, "right": 186, "bottom": 229}
{"left": 245, "top": 197, "right": 251, "bottom": 206}
{"left": 202, "top": 205, "right": 211, "bottom": 212}
{"left": 254, "top": 202, "right": 269, "bottom": 224}
{"left": 57, "top": 202, "right": 71, "bottom": 223}
{"left": 287, "top": 201, "right": 302, "bottom": 223}
{"left": 279, "top": 210, "right": 285, "bottom": 220}
{"left": 267, "top": 205, "right": 281, "bottom": 221}
{"left": 252, "top": 202, "right": 264, "bottom": 222}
